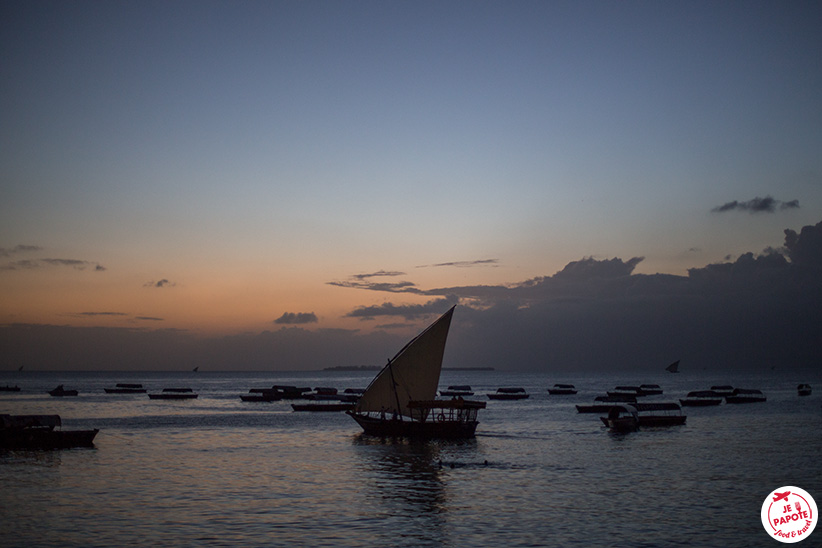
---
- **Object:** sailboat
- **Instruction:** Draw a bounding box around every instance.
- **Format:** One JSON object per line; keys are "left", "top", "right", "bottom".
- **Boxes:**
{"left": 347, "top": 306, "right": 486, "bottom": 439}
{"left": 666, "top": 360, "right": 680, "bottom": 373}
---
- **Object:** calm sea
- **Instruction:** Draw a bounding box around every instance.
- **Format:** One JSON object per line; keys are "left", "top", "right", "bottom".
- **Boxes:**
{"left": 1, "top": 369, "right": 820, "bottom": 548}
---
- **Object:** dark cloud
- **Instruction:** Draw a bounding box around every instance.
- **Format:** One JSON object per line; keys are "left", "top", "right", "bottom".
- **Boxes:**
{"left": 79, "top": 311, "right": 129, "bottom": 317}
{"left": 328, "top": 270, "right": 421, "bottom": 293}
{"left": 135, "top": 316, "right": 164, "bottom": 322}
{"left": 417, "top": 259, "right": 499, "bottom": 268}
{"left": 144, "top": 279, "right": 176, "bottom": 288}
{"left": 274, "top": 312, "right": 318, "bottom": 325}
{"left": 1, "top": 257, "right": 105, "bottom": 271}
{"left": 346, "top": 298, "right": 456, "bottom": 321}
{"left": 783, "top": 219, "right": 822, "bottom": 270}
{"left": 0, "top": 244, "right": 42, "bottom": 257}
{"left": 711, "top": 196, "right": 800, "bottom": 213}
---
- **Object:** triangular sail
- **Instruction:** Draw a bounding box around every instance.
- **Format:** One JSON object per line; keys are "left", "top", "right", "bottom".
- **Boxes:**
{"left": 666, "top": 360, "right": 680, "bottom": 373}
{"left": 354, "top": 306, "right": 455, "bottom": 418}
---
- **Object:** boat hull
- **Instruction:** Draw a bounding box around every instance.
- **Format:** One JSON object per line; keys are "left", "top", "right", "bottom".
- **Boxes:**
{"left": 348, "top": 412, "right": 479, "bottom": 439}
{"left": 0, "top": 429, "right": 99, "bottom": 450}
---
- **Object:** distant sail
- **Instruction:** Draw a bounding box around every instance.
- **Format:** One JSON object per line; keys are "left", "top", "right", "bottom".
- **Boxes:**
{"left": 192, "top": 366, "right": 199, "bottom": 372}
{"left": 666, "top": 360, "right": 680, "bottom": 373}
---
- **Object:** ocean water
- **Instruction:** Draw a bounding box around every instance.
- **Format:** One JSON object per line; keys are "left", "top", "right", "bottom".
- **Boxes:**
{"left": 1, "top": 369, "right": 820, "bottom": 548}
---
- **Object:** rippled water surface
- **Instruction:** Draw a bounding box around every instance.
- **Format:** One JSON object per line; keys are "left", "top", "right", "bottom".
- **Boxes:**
{"left": 2, "top": 370, "right": 820, "bottom": 547}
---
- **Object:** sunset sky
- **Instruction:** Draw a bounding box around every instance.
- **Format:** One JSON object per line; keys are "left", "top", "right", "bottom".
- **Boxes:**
{"left": 2, "top": 2, "right": 821, "bottom": 372}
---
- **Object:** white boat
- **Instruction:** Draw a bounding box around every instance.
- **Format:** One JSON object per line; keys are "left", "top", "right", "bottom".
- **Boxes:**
{"left": 548, "top": 384, "right": 577, "bottom": 395}
{"left": 347, "top": 306, "right": 486, "bottom": 439}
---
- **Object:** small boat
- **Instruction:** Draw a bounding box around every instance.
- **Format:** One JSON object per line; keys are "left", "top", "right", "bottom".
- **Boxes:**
{"left": 292, "top": 402, "right": 355, "bottom": 412}
{"left": 548, "top": 384, "right": 577, "bottom": 395}
{"left": 679, "top": 390, "right": 723, "bottom": 407}
{"left": 48, "top": 385, "right": 78, "bottom": 397}
{"left": 240, "top": 389, "right": 281, "bottom": 402}
{"left": 797, "top": 384, "right": 812, "bottom": 396}
{"left": 307, "top": 387, "right": 339, "bottom": 400}
{"left": 724, "top": 388, "right": 766, "bottom": 404}
{"left": 271, "top": 385, "right": 312, "bottom": 399}
{"left": 1, "top": 414, "right": 98, "bottom": 449}
{"left": 710, "top": 385, "right": 735, "bottom": 397}
{"left": 488, "top": 387, "right": 530, "bottom": 400}
{"left": 104, "top": 383, "right": 147, "bottom": 394}
{"left": 601, "top": 402, "right": 686, "bottom": 431}
{"left": 576, "top": 395, "right": 637, "bottom": 413}
{"left": 0, "top": 385, "right": 21, "bottom": 392}
{"left": 607, "top": 386, "right": 643, "bottom": 399}
{"left": 666, "top": 360, "right": 680, "bottom": 373}
{"left": 440, "top": 385, "right": 474, "bottom": 397}
{"left": 148, "top": 388, "right": 198, "bottom": 400}
{"left": 347, "top": 306, "right": 486, "bottom": 438}
{"left": 639, "top": 384, "right": 663, "bottom": 396}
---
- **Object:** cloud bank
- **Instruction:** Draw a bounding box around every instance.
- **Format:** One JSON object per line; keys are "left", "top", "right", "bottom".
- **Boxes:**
{"left": 3, "top": 221, "right": 820, "bottom": 374}
{"left": 711, "top": 196, "right": 800, "bottom": 213}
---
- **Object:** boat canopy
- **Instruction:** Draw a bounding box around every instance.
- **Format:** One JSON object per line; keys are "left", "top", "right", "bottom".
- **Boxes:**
{"left": 496, "top": 387, "right": 526, "bottom": 393}
{"left": 354, "top": 306, "right": 455, "bottom": 418}
{"left": 553, "top": 384, "right": 575, "bottom": 389}
{"left": 685, "top": 391, "right": 720, "bottom": 398}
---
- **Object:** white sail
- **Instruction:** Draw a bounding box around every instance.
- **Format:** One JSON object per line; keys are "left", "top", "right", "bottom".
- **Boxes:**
{"left": 354, "top": 306, "right": 455, "bottom": 418}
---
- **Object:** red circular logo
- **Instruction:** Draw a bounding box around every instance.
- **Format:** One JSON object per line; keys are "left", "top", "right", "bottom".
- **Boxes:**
{"left": 761, "top": 486, "right": 818, "bottom": 543}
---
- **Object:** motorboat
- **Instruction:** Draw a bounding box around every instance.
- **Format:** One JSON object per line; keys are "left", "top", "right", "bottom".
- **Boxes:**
{"left": 440, "top": 385, "right": 474, "bottom": 397}
{"left": 710, "top": 385, "right": 735, "bottom": 397}
{"left": 679, "top": 390, "right": 723, "bottom": 407}
{"left": 0, "top": 385, "right": 21, "bottom": 392}
{"left": 487, "top": 387, "right": 530, "bottom": 400}
{"left": 104, "top": 383, "right": 146, "bottom": 394}
{"left": 0, "top": 414, "right": 98, "bottom": 449}
{"left": 797, "top": 384, "right": 812, "bottom": 396}
{"left": 724, "top": 388, "right": 766, "bottom": 404}
{"left": 548, "top": 384, "right": 577, "bottom": 395}
{"left": 601, "top": 402, "right": 686, "bottom": 431}
{"left": 639, "top": 384, "right": 663, "bottom": 396}
{"left": 575, "top": 395, "right": 637, "bottom": 413}
{"left": 48, "top": 385, "right": 78, "bottom": 397}
{"left": 148, "top": 388, "right": 198, "bottom": 400}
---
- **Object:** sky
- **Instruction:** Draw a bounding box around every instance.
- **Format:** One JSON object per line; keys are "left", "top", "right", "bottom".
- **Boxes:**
{"left": 1, "top": 1, "right": 821, "bottom": 373}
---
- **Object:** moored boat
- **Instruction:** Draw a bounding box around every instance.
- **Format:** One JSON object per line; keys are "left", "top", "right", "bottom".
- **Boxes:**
{"left": 347, "top": 306, "right": 486, "bottom": 439}
{"left": 48, "top": 385, "right": 79, "bottom": 397}
{"left": 488, "top": 387, "right": 529, "bottom": 400}
{"left": 0, "top": 414, "right": 98, "bottom": 449}
{"left": 548, "top": 384, "right": 577, "bottom": 395}
{"left": 292, "top": 402, "right": 355, "bottom": 412}
{"left": 0, "top": 384, "right": 21, "bottom": 392}
{"left": 639, "top": 384, "right": 663, "bottom": 396}
{"left": 725, "top": 388, "right": 767, "bottom": 403}
{"left": 576, "top": 394, "right": 637, "bottom": 413}
{"left": 607, "top": 386, "right": 643, "bottom": 399}
{"left": 148, "top": 388, "right": 198, "bottom": 400}
{"left": 679, "top": 390, "right": 723, "bottom": 407}
{"left": 440, "top": 385, "right": 474, "bottom": 397}
{"left": 710, "top": 385, "right": 735, "bottom": 397}
{"left": 601, "top": 402, "right": 686, "bottom": 431}
{"left": 240, "top": 388, "right": 281, "bottom": 402}
{"left": 797, "top": 384, "right": 812, "bottom": 396}
{"left": 724, "top": 388, "right": 766, "bottom": 404}
{"left": 104, "top": 383, "right": 147, "bottom": 394}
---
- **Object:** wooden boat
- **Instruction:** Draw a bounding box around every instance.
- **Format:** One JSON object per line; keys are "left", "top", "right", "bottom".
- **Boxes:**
{"left": 271, "top": 385, "right": 311, "bottom": 399}
{"left": 240, "top": 389, "right": 281, "bottom": 402}
{"left": 440, "top": 385, "right": 474, "bottom": 397}
{"left": 0, "top": 414, "right": 98, "bottom": 449}
{"left": 724, "top": 388, "right": 766, "bottom": 404}
{"left": 548, "top": 384, "right": 577, "bottom": 395}
{"left": 607, "top": 386, "right": 643, "bottom": 399}
{"left": 488, "top": 387, "right": 530, "bottom": 400}
{"left": 797, "top": 384, "right": 812, "bottom": 396}
{"left": 148, "top": 388, "right": 198, "bottom": 400}
{"left": 666, "top": 360, "right": 680, "bottom": 373}
{"left": 710, "top": 385, "right": 735, "bottom": 397}
{"left": 347, "top": 306, "right": 486, "bottom": 439}
{"left": 0, "top": 384, "right": 21, "bottom": 392}
{"left": 306, "top": 387, "right": 340, "bottom": 400}
{"left": 104, "top": 383, "right": 146, "bottom": 394}
{"left": 679, "top": 390, "right": 723, "bottom": 407}
{"left": 576, "top": 395, "right": 637, "bottom": 413}
{"left": 639, "top": 384, "right": 663, "bottom": 396}
{"left": 48, "top": 385, "right": 78, "bottom": 397}
{"left": 292, "top": 402, "right": 355, "bottom": 412}
{"left": 601, "top": 402, "right": 686, "bottom": 431}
